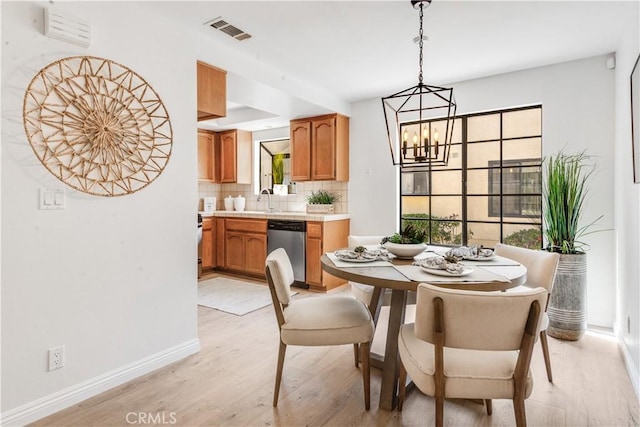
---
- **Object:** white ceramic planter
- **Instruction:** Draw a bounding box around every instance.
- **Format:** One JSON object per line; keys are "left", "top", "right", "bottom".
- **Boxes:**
{"left": 383, "top": 242, "right": 427, "bottom": 259}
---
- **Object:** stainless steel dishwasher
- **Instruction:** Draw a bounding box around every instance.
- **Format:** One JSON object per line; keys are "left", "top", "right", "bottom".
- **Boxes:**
{"left": 267, "top": 220, "right": 307, "bottom": 288}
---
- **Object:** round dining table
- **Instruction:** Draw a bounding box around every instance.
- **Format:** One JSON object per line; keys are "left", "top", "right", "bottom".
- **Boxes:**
{"left": 320, "top": 250, "right": 527, "bottom": 411}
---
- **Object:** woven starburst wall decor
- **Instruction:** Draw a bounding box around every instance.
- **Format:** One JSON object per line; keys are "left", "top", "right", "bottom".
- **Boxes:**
{"left": 23, "top": 56, "right": 173, "bottom": 197}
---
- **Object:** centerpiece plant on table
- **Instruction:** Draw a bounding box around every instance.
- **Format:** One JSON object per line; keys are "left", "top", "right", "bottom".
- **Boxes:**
{"left": 381, "top": 223, "right": 427, "bottom": 245}
{"left": 381, "top": 224, "right": 428, "bottom": 259}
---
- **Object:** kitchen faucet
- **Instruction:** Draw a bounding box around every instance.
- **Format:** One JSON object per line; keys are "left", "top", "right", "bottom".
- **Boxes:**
{"left": 258, "top": 188, "right": 273, "bottom": 212}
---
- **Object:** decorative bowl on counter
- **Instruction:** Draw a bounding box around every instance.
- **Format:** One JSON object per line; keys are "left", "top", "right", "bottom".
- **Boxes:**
{"left": 383, "top": 242, "right": 427, "bottom": 259}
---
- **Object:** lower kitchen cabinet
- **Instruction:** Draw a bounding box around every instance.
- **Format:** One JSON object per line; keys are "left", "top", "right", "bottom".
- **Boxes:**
{"left": 225, "top": 231, "right": 245, "bottom": 271}
{"left": 208, "top": 216, "right": 348, "bottom": 287}
{"left": 245, "top": 233, "right": 268, "bottom": 275}
{"left": 306, "top": 219, "right": 349, "bottom": 292}
{"left": 222, "top": 218, "right": 268, "bottom": 277}
{"left": 216, "top": 218, "right": 225, "bottom": 267}
{"left": 201, "top": 217, "right": 215, "bottom": 269}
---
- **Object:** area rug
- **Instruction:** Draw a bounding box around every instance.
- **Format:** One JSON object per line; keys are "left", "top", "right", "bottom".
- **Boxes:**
{"left": 197, "top": 277, "right": 296, "bottom": 316}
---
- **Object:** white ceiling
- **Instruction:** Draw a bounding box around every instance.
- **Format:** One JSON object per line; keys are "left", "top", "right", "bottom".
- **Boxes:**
{"left": 144, "top": 0, "right": 636, "bottom": 131}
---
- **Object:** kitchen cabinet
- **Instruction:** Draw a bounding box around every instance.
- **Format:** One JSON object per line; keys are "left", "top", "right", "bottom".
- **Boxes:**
{"left": 290, "top": 121, "right": 311, "bottom": 180}
{"left": 216, "top": 218, "right": 225, "bottom": 267}
{"left": 222, "top": 218, "right": 267, "bottom": 276}
{"left": 290, "top": 113, "right": 349, "bottom": 182}
{"left": 197, "top": 61, "right": 226, "bottom": 121}
{"left": 197, "top": 129, "right": 217, "bottom": 182}
{"left": 306, "top": 219, "right": 350, "bottom": 291}
{"left": 201, "top": 217, "right": 215, "bottom": 269}
{"left": 197, "top": 129, "right": 251, "bottom": 184}
{"left": 219, "top": 129, "right": 252, "bottom": 184}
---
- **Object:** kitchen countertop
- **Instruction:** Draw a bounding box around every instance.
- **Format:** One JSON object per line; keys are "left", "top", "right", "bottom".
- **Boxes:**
{"left": 199, "top": 210, "right": 350, "bottom": 222}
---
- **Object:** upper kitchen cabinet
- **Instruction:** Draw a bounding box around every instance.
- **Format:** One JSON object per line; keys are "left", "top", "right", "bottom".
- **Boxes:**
{"left": 197, "top": 61, "right": 226, "bottom": 121}
{"left": 198, "top": 129, "right": 217, "bottom": 183}
{"left": 219, "top": 129, "right": 252, "bottom": 184}
{"left": 198, "top": 129, "right": 251, "bottom": 184}
{"left": 290, "top": 113, "right": 349, "bottom": 181}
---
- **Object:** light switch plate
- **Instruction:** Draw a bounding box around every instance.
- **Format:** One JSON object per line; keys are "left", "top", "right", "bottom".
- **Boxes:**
{"left": 39, "top": 189, "right": 66, "bottom": 210}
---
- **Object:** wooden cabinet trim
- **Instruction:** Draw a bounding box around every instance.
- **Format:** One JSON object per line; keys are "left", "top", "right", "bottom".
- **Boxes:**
{"left": 225, "top": 218, "right": 267, "bottom": 234}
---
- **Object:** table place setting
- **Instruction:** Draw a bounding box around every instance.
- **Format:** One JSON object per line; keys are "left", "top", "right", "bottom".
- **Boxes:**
{"left": 438, "top": 245, "right": 522, "bottom": 266}
{"left": 390, "top": 252, "right": 511, "bottom": 284}
{"left": 327, "top": 246, "right": 393, "bottom": 268}
{"left": 393, "top": 263, "right": 511, "bottom": 284}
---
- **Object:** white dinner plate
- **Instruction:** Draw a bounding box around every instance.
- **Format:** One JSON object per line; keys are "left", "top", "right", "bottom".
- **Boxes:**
{"left": 420, "top": 266, "right": 474, "bottom": 277}
{"left": 336, "top": 256, "right": 379, "bottom": 263}
{"left": 334, "top": 250, "right": 380, "bottom": 263}
{"left": 462, "top": 254, "right": 496, "bottom": 261}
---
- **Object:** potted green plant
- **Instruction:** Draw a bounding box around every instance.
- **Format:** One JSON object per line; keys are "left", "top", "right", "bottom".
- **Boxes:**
{"left": 381, "top": 223, "right": 428, "bottom": 259}
{"left": 305, "top": 189, "right": 340, "bottom": 214}
{"left": 272, "top": 153, "right": 285, "bottom": 185}
{"left": 543, "top": 150, "right": 601, "bottom": 341}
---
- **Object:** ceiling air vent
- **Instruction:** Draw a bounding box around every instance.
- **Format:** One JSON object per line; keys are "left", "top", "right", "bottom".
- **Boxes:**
{"left": 204, "top": 17, "right": 252, "bottom": 41}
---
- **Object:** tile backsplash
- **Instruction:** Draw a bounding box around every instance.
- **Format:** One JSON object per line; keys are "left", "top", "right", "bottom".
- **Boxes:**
{"left": 198, "top": 181, "right": 348, "bottom": 213}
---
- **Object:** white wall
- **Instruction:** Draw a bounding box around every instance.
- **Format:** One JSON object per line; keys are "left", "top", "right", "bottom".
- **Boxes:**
{"left": 350, "top": 56, "right": 618, "bottom": 328}
{"left": 3, "top": 1, "right": 638, "bottom": 422}
{"left": 613, "top": 2, "right": 640, "bottom": 395}
{"left": 1, "top": 1, "right": 200, "bottom": 422}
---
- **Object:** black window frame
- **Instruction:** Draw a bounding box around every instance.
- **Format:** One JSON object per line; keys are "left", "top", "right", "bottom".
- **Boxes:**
{"left": 399, "top": 105, "right": 543, "bottom": 248}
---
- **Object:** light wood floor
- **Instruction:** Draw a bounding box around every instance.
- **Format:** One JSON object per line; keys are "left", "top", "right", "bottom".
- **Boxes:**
{"left": 35, "top": 274, "right": 640, "bottom": 426}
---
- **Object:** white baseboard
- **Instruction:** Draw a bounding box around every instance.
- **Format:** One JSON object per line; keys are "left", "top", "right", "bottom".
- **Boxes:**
{"left": 615, "top": 326, "right": 640, "bottom": 401}
{"left": 0, "top": 339, "right": 200, "bottom": 427}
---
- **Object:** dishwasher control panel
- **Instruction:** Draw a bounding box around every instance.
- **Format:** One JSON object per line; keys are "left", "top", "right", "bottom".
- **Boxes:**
{"left": 267, "top": 220, "right": 306, "bottom": 232}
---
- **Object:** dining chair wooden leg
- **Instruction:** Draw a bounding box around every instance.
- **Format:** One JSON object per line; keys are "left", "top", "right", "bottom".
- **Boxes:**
{"left": 540, "top": 330, "right": 553, "bottom": 382}
{"left": 435, "top": 394, "right": 444, "bottom": 427}
{"left": 273, "top": 341, "right": 287, "bottom": 407}
{"left": 397, "top": 359, "right": 407, "bottom": 411}
{"left": 353, "top": 343, "right": 359, "bottom": 367}
{"left": 361, "top": 341, "right": 371, "bottom": 410}
{"left": 484, "top": 399, "right": 493, "bottom": 415}
{"left": 513, "top": 397, "right": 527, "bottom": 427}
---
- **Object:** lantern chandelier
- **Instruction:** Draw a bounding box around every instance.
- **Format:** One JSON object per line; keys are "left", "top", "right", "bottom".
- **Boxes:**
{"left": 382, "top": 0, "right": 456, "bottom": 168}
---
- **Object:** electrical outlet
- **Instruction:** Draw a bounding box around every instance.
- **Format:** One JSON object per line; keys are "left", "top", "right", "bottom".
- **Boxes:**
{"left": 48, "top": 346, "right": 64, "bottom": 371}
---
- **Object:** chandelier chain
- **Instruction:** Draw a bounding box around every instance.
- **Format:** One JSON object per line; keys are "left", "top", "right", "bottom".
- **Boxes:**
{"left": 418, "top": 1, "right": 424, "bottom": 85}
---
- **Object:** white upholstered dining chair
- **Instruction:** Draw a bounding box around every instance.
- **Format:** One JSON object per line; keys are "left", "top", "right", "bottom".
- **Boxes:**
{"left": 347, "top": 235, "right": 385, "bottom": 305}
{"left": 398, "top": 284, "right": 547, "bottom": 427}
{"left": 265, "top": 248, "right": 375, "bottom": 409}
{"left": 494, "top": 243, "right": 560, "bottom": 382}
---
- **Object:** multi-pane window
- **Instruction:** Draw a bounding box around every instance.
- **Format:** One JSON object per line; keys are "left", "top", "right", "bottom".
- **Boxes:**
{"left": 488, "top": 159, "right": 542, "bottom": 217}
{"left": 399, "top": 105, "right": 543, "bottom": 249}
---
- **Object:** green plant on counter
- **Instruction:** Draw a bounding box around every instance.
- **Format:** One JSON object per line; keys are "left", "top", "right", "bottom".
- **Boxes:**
{"left": 272, "top": 153, "right": 285, "bottom": 185}
{"left": 306, "top": 189, "right": 340, "bottom": 205}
